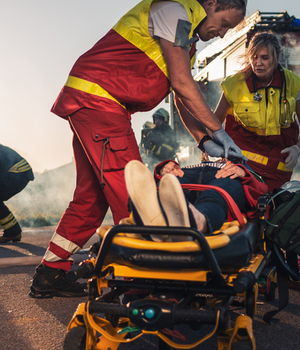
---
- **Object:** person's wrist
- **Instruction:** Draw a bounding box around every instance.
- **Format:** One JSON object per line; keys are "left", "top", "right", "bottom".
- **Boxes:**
{"left": 197, "top": 135, "right": 213, "bottom": 152}
{"left": 212, "top": 127, "right": 223, "bottom": 135}
{"left": 292, "top": 145, "right": 300, "bottom": 157}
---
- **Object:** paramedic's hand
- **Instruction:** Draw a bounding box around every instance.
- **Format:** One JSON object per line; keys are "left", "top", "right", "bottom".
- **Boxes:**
{"left": 281, "top": 145, "right": 300, "bottom": 170}
{"left": 203, "top": 140, "right": 225, "bottom": 157}
{"left": 212, "top": 128, "right": 247, "bottom": 161}
{"left": 204, "top": 140, "right": 248, "bottom": 162}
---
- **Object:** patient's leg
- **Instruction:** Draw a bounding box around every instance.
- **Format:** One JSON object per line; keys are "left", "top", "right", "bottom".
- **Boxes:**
{"left": 124, "top": 160, "right": 169, "bottom": 241}
{"left": 193, "top": 177, "right": 245, "bottom": 233}
{"left": 159, "top": 174, "right": 198, "bottom": 241}
{"left": 188, "top": 203, "right": 208, "bottom": 233}
{"left": 159, "top": 174, "right": 208, "bottom": 234}
{"left": 159, "top": 174, "right": 190, "bottom": 227}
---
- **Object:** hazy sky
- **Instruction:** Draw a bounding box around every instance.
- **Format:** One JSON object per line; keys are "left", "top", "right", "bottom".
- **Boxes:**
{"left": 1, "top": 0, "right": 300, "bottom": 172}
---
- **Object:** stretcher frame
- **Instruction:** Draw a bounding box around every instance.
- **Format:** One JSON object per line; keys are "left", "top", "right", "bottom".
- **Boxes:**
{"left": 63, "top": 219, "right": 271, "bottom": 350}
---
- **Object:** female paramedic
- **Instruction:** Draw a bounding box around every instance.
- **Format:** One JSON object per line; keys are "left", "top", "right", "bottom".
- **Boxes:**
{"left": 214, "top": 31, "right": 300, "bottom": 191}
{"left": 30, "top": 0, "right": 248, "bottom": 299}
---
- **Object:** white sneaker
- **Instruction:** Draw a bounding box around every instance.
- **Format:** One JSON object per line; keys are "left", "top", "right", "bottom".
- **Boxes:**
{"left": 159, "top": 174, "right": 191, "bottom": 233}
{"left": 124, "top": 161, "right": 167, "bottom": 241}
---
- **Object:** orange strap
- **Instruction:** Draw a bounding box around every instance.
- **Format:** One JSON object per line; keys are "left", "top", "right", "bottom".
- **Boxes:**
{"left": 180, "top": 184, "right": 245, "bottom": 227}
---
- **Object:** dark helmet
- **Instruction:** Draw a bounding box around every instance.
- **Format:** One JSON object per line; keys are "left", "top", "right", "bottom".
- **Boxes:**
{"left": 152, "top": 108, "right": 169, "bottom": 124}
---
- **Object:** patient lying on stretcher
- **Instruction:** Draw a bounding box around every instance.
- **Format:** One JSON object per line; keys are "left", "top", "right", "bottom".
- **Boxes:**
{"left": 124, "top": 159, "right": 268, "bottom": 241}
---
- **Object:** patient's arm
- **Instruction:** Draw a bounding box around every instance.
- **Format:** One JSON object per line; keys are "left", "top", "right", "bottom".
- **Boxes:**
{"left": 160, "top": 161, "right": 184, "bottom": 177}
{"left": 215, "top": 162, "right": 246, "bottom": 179}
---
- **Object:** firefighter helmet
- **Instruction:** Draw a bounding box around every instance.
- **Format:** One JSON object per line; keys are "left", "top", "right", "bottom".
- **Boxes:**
{"left": 152, "top": 108, "right": 169, "bottom": 124}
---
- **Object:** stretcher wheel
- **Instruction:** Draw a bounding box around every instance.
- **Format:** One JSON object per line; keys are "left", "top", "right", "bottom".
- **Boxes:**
{"left": 231, "top": 340, "right": 252, "bottom": 350}
{"left": 63, "top": 326, "right": 86, "bottom": 350}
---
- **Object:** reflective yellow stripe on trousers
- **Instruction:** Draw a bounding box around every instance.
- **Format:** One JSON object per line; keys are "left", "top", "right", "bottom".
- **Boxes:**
{"left": 65, "top": 76, "right": 126, "bottom": 109}
{"left": 242, "top": 150, "right": 292, "bottom": 172}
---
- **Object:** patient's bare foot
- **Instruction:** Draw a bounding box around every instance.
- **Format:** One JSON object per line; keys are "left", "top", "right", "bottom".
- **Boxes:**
{"left": 188, "top": 203, "right": 207, "bottom": 233}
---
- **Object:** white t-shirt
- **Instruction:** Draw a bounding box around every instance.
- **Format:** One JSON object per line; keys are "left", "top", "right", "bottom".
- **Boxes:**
{"left": 148, "top": 2, "right": 191, "bottom": 45}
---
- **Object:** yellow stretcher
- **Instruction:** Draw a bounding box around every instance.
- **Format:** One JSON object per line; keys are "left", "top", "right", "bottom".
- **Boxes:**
{"left": 63, "top": 213, "right": 274, "bottom": 350}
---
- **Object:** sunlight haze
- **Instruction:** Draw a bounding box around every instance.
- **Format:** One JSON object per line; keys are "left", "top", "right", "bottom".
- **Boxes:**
{"left": 1, "top": 0, "right": 299, "bottom": 172}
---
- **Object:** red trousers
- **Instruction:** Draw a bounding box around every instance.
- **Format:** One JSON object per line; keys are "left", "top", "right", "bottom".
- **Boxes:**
{"left": 43, "top": 104, "right": 142, "bottom": 270}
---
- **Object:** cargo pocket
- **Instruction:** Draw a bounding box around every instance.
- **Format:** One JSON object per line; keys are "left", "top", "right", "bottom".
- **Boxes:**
{"left": 104, "top": 135, "right": 129, "bottom": 171}
{"left": 235, "top": 102, "right": 261, "bottom": 128}
{"left": 92, "top": 130, "right": 130, "bottom": 172}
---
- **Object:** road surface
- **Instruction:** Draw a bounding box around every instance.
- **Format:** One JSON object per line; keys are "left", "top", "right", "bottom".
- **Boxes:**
{"left": 0, "top": 226, "right": 300, "bottom": 350}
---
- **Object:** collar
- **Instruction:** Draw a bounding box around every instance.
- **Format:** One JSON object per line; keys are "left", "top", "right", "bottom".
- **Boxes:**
{"left": 246, "top": 66, "right": 282, "bottom": 93}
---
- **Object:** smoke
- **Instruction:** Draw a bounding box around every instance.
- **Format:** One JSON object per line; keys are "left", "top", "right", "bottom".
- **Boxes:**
{"left": 6, "top": 161, "right": 76, "bottom": 227}
{"left": 6, "top": 160, "right": 113, "bottom": 228}
{"left": 279, "top": 32, "right": 300, "bottom": 75}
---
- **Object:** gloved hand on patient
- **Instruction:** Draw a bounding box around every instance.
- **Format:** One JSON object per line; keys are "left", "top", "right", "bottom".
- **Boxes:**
{"left": 210, "top": 128, "right": 248, "bottom": 162}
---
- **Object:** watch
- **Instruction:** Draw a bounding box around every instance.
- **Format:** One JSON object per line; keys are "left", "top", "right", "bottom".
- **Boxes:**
{"left": 197, "top": 135, "right": 213, "bottom": 152}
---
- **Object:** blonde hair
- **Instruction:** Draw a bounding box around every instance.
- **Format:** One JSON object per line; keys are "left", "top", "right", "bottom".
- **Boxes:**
{"left": 239, "top": 31, "right": 281, "bottom": 80}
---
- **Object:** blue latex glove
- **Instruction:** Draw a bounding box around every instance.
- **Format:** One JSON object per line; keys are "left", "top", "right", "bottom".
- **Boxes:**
{"left": 212, "top": 128, "right": 247, "bottom": 161}
{"left": 203, "top": 140, "right": 248, "bottom": 162}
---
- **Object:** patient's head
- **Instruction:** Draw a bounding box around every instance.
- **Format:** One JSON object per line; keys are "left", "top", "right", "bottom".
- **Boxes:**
{"left": 160, "top": 161, "right": 184, "bottom": 177}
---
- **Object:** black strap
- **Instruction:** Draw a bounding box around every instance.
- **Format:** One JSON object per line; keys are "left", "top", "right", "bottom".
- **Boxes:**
{"left": 197, "top": 135, "right": 212, "bottom": 152}
{"left": 263, "top": 248, "right": 289, "bottom": 324}
{"left": 286, "top": 251, "right": 300, "bottom": 280}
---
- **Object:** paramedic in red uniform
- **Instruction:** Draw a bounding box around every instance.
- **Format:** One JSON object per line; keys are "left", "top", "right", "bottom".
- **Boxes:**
{"left": 30, "top": 0, "right": 247, "bottom": 298}
{"left": 214, "top": 32, "right": 300, "bottom": 191}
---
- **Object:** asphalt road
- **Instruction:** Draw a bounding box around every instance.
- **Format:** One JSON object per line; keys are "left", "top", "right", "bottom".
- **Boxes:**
{"left": 1, "top": 226, "right": 300, "bottom": 350}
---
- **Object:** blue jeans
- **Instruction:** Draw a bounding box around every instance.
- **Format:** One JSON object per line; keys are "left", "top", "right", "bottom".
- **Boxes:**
{"left": 177, "top": 166, "right": 245, "bottom": 233}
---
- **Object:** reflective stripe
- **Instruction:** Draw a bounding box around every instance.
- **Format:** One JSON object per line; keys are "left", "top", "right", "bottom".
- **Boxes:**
{"left": 113, "top": 0, "right": 206, "bottom": 77}
{"left": 156, "top": 146, "right": 162, "bottom": 156}
{"left": 162, "top": 144, "right": 174, "bottom": 152}
{"left": 0, "top": 213, "right": 14, "bottom": 225}
{"left": 277, "top": 162, "right": 293, "bottom": 172}
{"left": 50, "top": 232, "right": 81, "bottom": 255}
{"left": 242, "top": 150, "right": 293, "bottom": 172}
{"left": 241, "top": 150, "right": 269, "bottom": 166}
{"left": 113, "top": 21, "right": 169, "bottom": 78}
{"left": 43, "top": 249, "right": 74, "bottom": 263}
{"left": 8, "top": 159, "right": 32, "bottom": 173}
{"left": 1, "top": 217, "right": 17, "bottom": 230}
{"left": 65, "top": 76, "right": 126, "bottom": 109}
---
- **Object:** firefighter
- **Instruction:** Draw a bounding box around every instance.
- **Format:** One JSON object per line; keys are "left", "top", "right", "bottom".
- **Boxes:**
{"left": 214, "top": 32, "right": 300, "bottom": 191}
{"left": 0, "top": 144, "right": 34, "bottom": 243}
{"left": 139, "top": 121, "right": 155, "bottom": 154}
{"left": 30, "top": 0, "right": 248, "bottom": 299}
{"left": 142, "top": 108, "right": 179, "bottom": 171}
